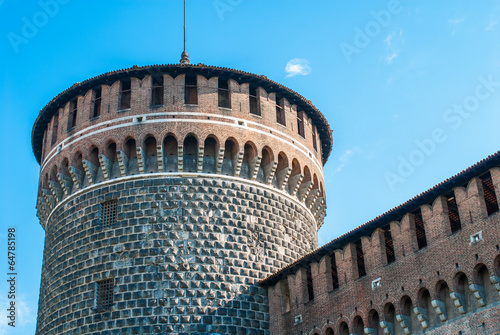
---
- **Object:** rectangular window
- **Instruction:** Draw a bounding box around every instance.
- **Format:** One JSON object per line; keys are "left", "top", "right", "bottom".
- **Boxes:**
{"left": 306, "top": 265, "right": 314, "bottom": 301}
{"left": 96, "top": 279, "right": 114, "bottom": 309}
{"left": 312, "top": 125, "right": 318, "bottom": 151}
{"left": 445, "top": 191, "right": 461, "bottom": 233}
{"left": 276, "top": 97, "right": 285, "bottom": 126}
{"left": 331, "top": 255, "right": 339, "bottom": 289}
{"left": 282, "top": 280, "right": 290, "bottom": 313}
{"left": 151, "top": 75, "right": 164, "bottom": 106}
{"left": 218, "top": 79, "right": 231, "bottom": 108}
{"left": 355, "top": 239, "right": 366, "bottom": 278}
{"left": 413, "top": 208, "right": 427, "bottom": 250}
{"left": 249, "top": 84, "right": 260, "bottom": 116}
{"left": 92, "top": 87, "right": 102, "bottom": 118}
{"left": 101, "top": 199, "right": 117, "bottom": 227}
{"left": 480, "top": 172, "right": 499, "bottom": 216}
{"left": 120, "top": 79, "right": 131, "bottom": 110}
{"left": 184, "top": 73, "right": 198, "bottom": 104}
{"left": 384, "top": 226, "right": 395, "bottom": 264}
{"left": 51, "top": 112, "right": 59, "bottom": 145}
{"left": 297, "top": 111, "right": 305, "bottom": 137}
{"left": 68, "top": 98, "right": 78, "bottom": 130}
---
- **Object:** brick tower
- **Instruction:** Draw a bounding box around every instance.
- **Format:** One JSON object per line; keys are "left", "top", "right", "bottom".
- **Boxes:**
{"left": 32, "top": 62, "right": 332, "bottom": 334}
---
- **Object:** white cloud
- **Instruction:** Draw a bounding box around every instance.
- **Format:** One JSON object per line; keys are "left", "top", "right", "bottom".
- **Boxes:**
{"left": 285, "top": 58, "right": 311, "bottom": 78}
{"left": 447, "top": 17, "right": 465, "bottom": 35}
{"left": 485, "top": 20, "right": 498, "bottom": 31}
{"left": 386, "top": 52, "right": 399, "bottom": 64}
{"left": 334, "top": 148, "right": 357, "bottom": 173}
{"left": 383, "top": 30, "right": 404, "bottom": 65}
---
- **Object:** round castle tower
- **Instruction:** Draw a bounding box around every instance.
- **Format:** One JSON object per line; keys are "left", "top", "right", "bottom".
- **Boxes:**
{"left": 32, "top": 63, "right": 332, "bottom": 334}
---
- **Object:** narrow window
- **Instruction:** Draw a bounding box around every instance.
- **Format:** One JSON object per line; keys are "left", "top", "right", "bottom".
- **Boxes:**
{"left": 91, "top": 87, "right": 101, "bottom": 118}
{"left": 355, "top": 239, "right": 366, "bottom": 277}
{"left": 480, "top": 172, "right": 499, "bottom": 216}
{"left": 249, "top": 84, "right": 260, "bottom": 116}
{"left": 120, "top": 79, "right": 131, "bottom": 110}
{"left": 68, "top": 98, "right": 78, "bottom": 130}
{"left": 276, "top": 96, "right": 285, "bottom": 126}
{"left": 413, "top": 208, "right": 427, "bottom": 249}
{"left": 384, "top": 226, "right": 395, "bottom": 264}
{"left": 96, "top": 279, "right": 114, "bottom": 309}
{"left": 101, "top": 199, "right": 117, "bottom": 227}
{"left": 151, "top": 75, "right": 164, "bottom": 106}
{"left": 218, "top": 78, "right": 231, "bottom": 108}
{"left": 282, "top": 280, "right": 290, "bottom": 313}
{"left": 446, "top": 191, "right": 461, "bottom": 233}
{"left": 51, "top": 112, "right": 59, "bottom": 145}
{"left": 297, "top": 111, "right": 305, "bottom": 137}
{"left": 331, "top": 255, "right": 339, "bottom": 289}
{"left": 312, "top": 125, "right": 318, "bottom": 151}
{"left": 306, "top": 265, "right": 314, "bottom": 301}
{"left": 184, "top": 73, "right": 198, "bottom": 104}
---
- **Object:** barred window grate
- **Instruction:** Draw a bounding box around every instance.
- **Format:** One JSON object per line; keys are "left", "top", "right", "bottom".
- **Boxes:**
{"left": 101, "top": 200, "right": 117, "bottom": 227}
{"left": 96, "top": 279, "right": 114, "bottom": 309}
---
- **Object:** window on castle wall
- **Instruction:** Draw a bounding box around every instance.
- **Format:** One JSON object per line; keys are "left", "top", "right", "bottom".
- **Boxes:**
{"left": 218, "top": 79, "right": 231, "bottom": 108}
{"left": 51, "top": 112, "right": 59, "bottom": 145}
{"left": 119, "top": 79, "right": 131, "bottom": 110}
{"left": 276, "top": 97, "right": 286, "bottom": 126}
{"left": 151, "top": 75, "right": 164, "bottom": 106}
{"left": 331, "top": 255, "right": 339, "bottom": 289}
{"left": 281, "top": 280, "right": 291, "bottom": 313}
{"left": 355, "top": 239, "right": 366, "bottom": 278}
{"left": 96, "top": 279, "right": 114, "bottom": 309}
{"left": 306, "top": 265, "right": 314, "bottom": 301}
{"left": 413, "top": 208, "right": 427, "bottom": 250}
{"left": 68, "top": 98, "right": 78, "bottom": 131}
{"left": 480, "top": 172, "right": 499, "bottom": 216}
{"left": 101, "top": 199, "right": 117, "bottom": 227}
{"left": 297, "top": 111, "right": 305, "bottom": 138}
{"left": 384, "top": 226, "right": 396, "bottom": 264}
{"left": 249, "top": 84, "right": 260, "bottom": 116}
{"left": 312, "top": 125, "right": 318, "bottom": 151}
{"left": 91, "top": 87, "right": 102, "bottom": 119}
{"left": 184, "top": 73, "right": 198, "bottom": 104}
{"left": 445, "top": 191, "right": 462, "bottom": 233}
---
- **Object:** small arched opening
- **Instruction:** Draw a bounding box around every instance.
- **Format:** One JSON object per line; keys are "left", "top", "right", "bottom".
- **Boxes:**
{"left": 163, "top": 135, "right": 178, "bottom": 172}
{"left": 183, "top": 135, "right": 198, "bottom": 172}
{"left": 203, "top": 136, "right": 218, "bottom": 174}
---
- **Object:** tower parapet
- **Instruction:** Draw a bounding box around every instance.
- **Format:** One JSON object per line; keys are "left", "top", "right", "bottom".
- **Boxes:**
{"left": 32, "top": 64, "right": 332, "bottom": 334}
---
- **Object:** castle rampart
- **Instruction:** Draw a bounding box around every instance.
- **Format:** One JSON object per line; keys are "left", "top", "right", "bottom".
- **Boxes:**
{"left": 262, "top": 152, "right": 500, "bottom": 335}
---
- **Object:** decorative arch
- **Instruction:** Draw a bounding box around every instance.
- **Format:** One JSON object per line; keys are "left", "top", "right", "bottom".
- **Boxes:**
{"left": 241, "top": 141, "right": 257, "bottom": 179}
{"left": 288, "top": 158, "right": 302, "bottom": 195}
{"left": 222, "top": 137, "right": 239, "bottom": 176}
{"left": 183, "top": 134, "right": 198, "bottom": 172}
{"left": 49, "top": 164, "right": 58, "bottom": 182}
{"left": 105, "top": 141, "right": 117, "bottom": 162}
{"left": 124, "top": 137, "right": 137, "bottom": 159}
{"left": 88, "top": 146, "right": 99, "bottom": 167}
{"left": 416, "top": 287, "right": 434, "bottom": 328}
{"left": 72, "top": 151, "right": 84, "bottom": 171}
{"left": 163, "top": 134, "right": 178, "bottom": 172}
{"left": 325, "top": 327, "right": 334, "bottom": 335}
{"left": 473, "top": 263, "right": 494, "bottom": 305}
{"left": 435, "top": 280, "right": 453, "bottom": 322}
{"left": 259, "top": 146, "right": 274, "bottom": 183}
{"left": 202, "top": 135, "right": 218, "bottom": 174}
{"left": 399, "top": 295, "right": 415, "bottom": 333}
{"left": 144, "top": 135, "right": 158, "bottom": 173}
{"left": 453, "top": 272, "right": 472, "bottom": 314}
{"left": 60, "top": 157, "right": 70, "bottom": 176}
{"left": 338, "top": 321, "right": 349, "bottom": 335}
{"left": 367, "top": 309, "right": 381, "bottom": 335}
{"left": 352, "top": 315, "right": 364, "bottom": 335}
{"left": 382, "top": 302, "right": 397, "bottom": 335}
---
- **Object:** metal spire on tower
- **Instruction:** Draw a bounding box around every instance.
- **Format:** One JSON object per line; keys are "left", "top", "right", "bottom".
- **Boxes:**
{"left": 180, "top": 0, "right": 190, "bottom": 64}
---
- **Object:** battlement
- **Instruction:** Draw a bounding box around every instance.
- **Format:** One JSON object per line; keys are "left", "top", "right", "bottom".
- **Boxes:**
{"left": 261, "top": 152, "right": 500, "bottom": 334}
{"left": 34, "top": 64, "right": 330, "bottom": 230}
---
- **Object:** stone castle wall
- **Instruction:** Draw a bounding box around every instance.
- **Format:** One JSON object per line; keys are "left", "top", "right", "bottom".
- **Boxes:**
{"left": 264, "top": 162, "right": 500, "bottom": 335}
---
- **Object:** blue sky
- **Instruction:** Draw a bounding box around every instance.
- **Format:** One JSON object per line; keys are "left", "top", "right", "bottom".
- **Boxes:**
{"left": 1, "top": 1, "right": 500, "bottom": 333}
